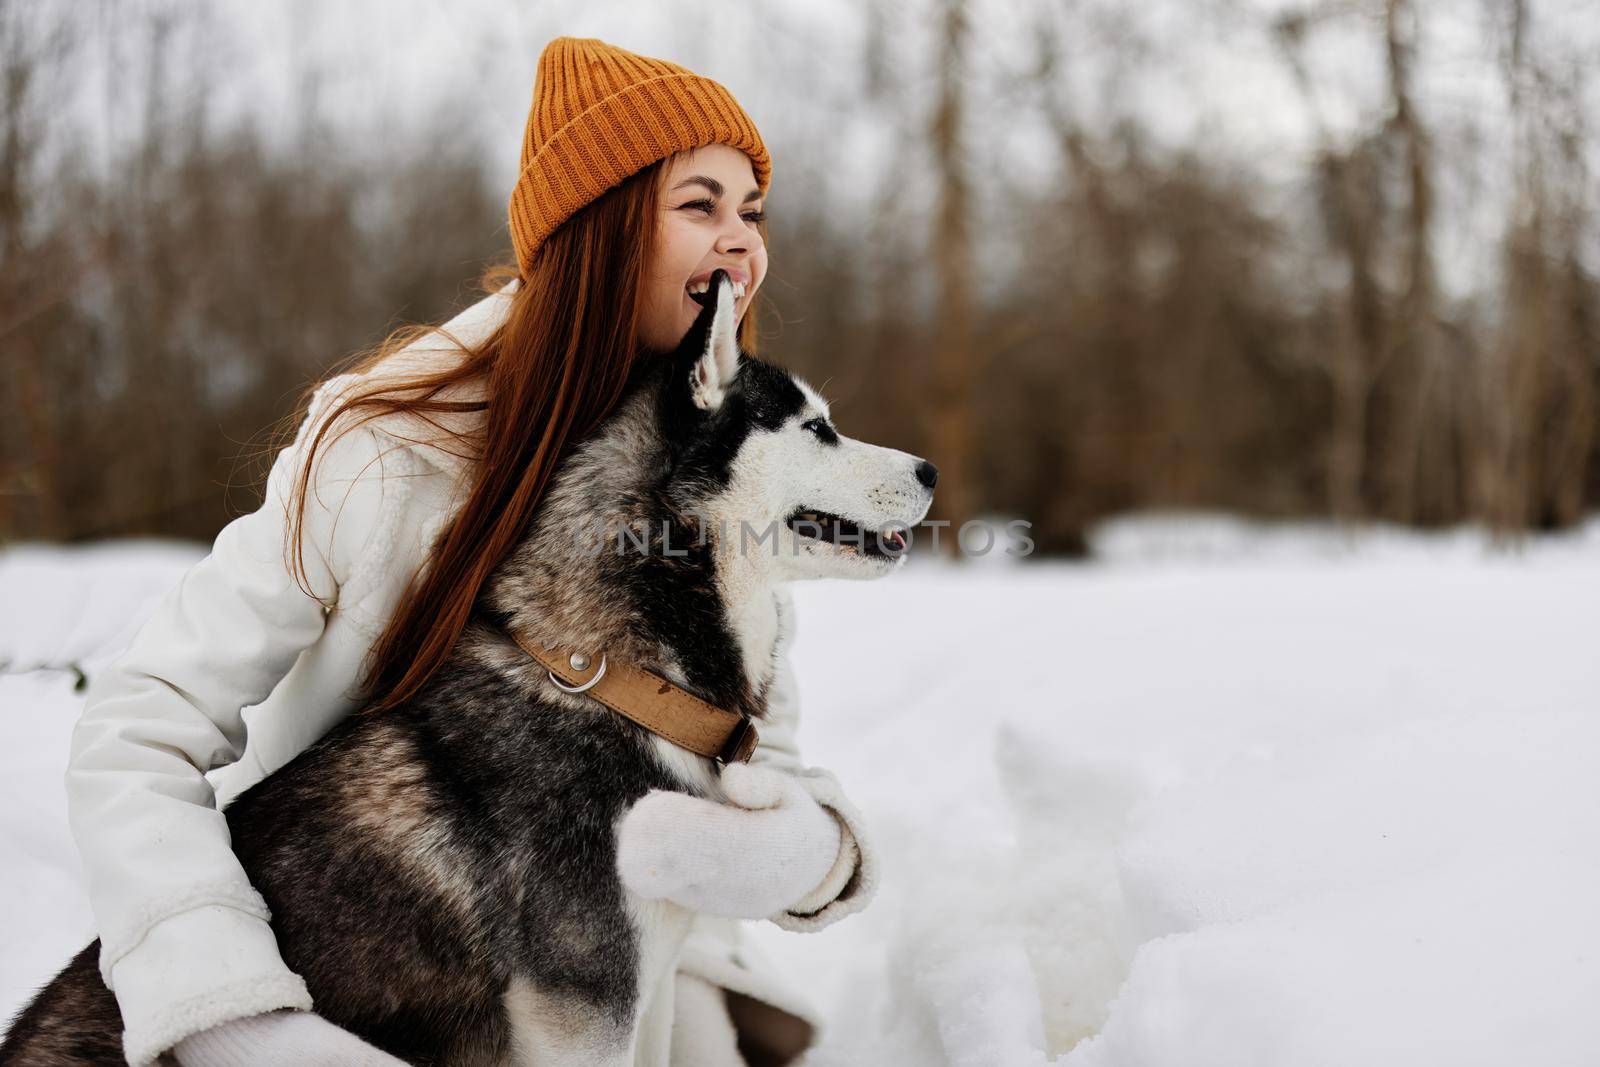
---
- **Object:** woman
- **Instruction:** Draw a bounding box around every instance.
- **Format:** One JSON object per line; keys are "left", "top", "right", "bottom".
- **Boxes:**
{"left": 64, "top": 37, "right": 876, "bottom": 1067}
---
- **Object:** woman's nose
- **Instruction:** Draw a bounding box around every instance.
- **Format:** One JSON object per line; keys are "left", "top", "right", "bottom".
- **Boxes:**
{"left": 717, "top": 217, "right": 758, "bottom": 255}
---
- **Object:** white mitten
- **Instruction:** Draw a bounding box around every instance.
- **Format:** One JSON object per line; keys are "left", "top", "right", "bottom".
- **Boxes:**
{"left": 172, "top": 1008, "right": 408, "bottom": 1067}
{"left": 615, "top": 763, "right": 845, "bottom": 920}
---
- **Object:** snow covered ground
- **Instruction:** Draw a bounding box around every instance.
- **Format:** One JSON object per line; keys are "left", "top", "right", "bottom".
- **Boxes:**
{"left": 3, "top": 516, "right": 1598, "bottom": 1065}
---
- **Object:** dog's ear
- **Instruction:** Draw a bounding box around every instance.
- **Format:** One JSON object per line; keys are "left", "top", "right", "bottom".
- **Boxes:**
{"left": 685, "top": 270, "right": 741, "bottom": 413}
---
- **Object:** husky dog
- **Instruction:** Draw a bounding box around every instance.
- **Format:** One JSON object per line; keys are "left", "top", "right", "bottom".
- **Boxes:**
{"left": 1, "top": 271, "right": 937, "bottom": 1066}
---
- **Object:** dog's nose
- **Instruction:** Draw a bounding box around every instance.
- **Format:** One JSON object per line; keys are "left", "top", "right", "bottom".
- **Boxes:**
{"left": 914, "top": 459, "right": 939, "bottom": 489}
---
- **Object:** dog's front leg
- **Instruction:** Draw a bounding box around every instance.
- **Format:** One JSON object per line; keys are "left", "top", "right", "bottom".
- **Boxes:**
{"left": 499, "top": 976, "right": 635, "bottom": 1066}
{"left": 620, "top": 892, "right": 699, "bottom": 1064}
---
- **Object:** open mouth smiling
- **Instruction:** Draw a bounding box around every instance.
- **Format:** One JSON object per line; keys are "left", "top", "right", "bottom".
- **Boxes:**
{"left": 687, "top": 278, "right": 747, "bottom": 309}
{"left": 784, "top": 507, "right": 907, "bottom": 558}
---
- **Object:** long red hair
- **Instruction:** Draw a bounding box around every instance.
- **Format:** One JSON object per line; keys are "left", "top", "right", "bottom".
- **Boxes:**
{"left": 278, "top": 155, "right": 767, "bottom": 716}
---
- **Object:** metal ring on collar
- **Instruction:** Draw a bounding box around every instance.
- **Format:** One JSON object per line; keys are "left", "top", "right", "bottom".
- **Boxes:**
{"left": 549, "top": 653, "right": 606, "bottom": 694}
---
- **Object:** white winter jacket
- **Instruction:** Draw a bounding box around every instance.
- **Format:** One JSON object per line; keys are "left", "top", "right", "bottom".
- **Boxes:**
{"left": 64, "top": 279, "right": 879, "bottom": 1067}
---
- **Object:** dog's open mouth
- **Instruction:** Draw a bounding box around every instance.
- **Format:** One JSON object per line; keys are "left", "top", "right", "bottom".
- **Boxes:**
{"left": 785, "top": 508, "right": 907, "bottom": 557}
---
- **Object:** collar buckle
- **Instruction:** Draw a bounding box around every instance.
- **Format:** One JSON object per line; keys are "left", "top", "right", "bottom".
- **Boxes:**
{"left": 715, "top": 714, "right": 756, "bottom": 766}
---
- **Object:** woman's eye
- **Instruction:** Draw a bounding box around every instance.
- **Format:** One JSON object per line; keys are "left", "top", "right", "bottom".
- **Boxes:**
{"left": 680, "top": 199, "right": 765, "bottom": 225}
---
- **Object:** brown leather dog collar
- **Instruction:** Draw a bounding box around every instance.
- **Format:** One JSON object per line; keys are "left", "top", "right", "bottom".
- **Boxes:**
{"left": 507, "top": 631, "right": 759, "bottom": 765}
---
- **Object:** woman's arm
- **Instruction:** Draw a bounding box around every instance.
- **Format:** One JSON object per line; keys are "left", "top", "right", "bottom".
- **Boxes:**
{"left": 613, "top": 587, "right": 882, "bottom": 929}
{"left": 750, "top": 587, "right": 881, "bottom": 932}
{"left": 64, "top": 380, "right": 390, "bottom": 1066}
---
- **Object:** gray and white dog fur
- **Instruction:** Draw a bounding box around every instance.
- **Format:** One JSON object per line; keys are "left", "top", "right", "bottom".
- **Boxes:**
{"left": 0, "top": 271, "right": 937, "bottom": 1066}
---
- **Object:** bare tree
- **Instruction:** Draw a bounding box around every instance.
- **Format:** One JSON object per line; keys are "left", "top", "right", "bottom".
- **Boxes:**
{"left": 926, "top": 0, "right": 979, "bottom": 548}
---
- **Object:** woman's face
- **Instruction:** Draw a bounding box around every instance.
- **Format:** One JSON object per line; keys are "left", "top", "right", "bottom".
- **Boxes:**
{"left": 639, "top": 143, "right": 768, "bottom": 353}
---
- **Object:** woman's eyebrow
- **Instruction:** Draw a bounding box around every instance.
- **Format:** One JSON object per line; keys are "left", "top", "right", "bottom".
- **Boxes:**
{"left": 670, "top": 175, "right": 763, "bottom": 203}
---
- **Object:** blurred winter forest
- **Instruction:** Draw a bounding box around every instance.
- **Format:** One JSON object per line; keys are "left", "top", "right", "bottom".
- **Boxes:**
{"left": 2, "top": 0, "right": 1596, "bottom": 556}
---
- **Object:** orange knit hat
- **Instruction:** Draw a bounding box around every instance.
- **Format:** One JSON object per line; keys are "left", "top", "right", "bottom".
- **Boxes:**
{"left": 507, "top": 37, "right": 773, "bottom": 276}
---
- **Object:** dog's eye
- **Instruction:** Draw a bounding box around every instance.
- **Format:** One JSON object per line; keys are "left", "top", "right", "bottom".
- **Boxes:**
{"left": 801, "top": 418, "right": 838, "bottom": 444}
